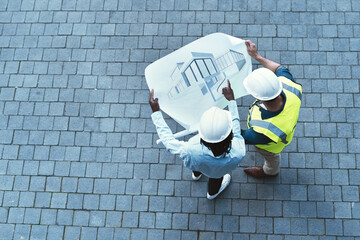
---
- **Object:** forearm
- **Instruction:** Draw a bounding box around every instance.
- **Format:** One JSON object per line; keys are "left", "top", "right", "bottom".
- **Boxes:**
{"left": 151, "top": 111, "right": 186, "bottom": 155}
{"left": 241, "top": 128, "right": 272, "bottom": 145}
{"left": 253, "top": 54, "right": 280, "bottom": 73}
{"left": 228, "top": 100, "right": 241, "bottom": 137}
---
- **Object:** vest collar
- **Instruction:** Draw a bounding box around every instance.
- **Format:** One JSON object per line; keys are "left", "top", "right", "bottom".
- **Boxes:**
{"left": 259, "top": 91, "right": 286, "bottom": 120}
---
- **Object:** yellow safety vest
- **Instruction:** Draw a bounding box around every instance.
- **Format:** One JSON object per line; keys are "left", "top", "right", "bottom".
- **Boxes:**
{"left": 247, "top": 76, "right": 302, "bottom": 153}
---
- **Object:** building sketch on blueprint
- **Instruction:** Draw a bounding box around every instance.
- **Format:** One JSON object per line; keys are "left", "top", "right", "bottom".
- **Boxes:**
{"left": 168, "top": 50, "right": 246, "bottom": 102}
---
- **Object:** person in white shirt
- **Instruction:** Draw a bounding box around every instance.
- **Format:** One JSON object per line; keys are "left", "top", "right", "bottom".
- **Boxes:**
{"left": 149, "top": 81, "right": 246, "bottom": 200}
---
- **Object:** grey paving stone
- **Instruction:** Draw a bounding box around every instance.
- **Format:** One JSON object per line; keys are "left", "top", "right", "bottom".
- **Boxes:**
{"left": 89, "top": 211, "right": 105, "bottom": 227}
{"left": 104, "top": 211, "right": 122, "bottom": 228}
{"left": 338, "top": 154, "right": 356, "bottom": 169}
{"left": 164, "top": 196, "right": 180, "bottom": 213}
{"left": 72, "top": 210, "right": 90, "bottom": 226}
{"left": 290, "top": 218, "right": 307, "bottom": 235}
{"left": 158, "top": 180, "right": 174, "bottom": 196}
{"left": 53, "top": 161, "right": 69, "bottom": 177}
{"left": 129, "top": 229, "right": 147, "bottom": 240}
{"left": 13, "top": 224, "right": 31, "bottom": 240}
{"left": 248, "top": 200, "right": 265, "bottom": 217}
{"left": 240, "top": 183, "right": 257, "bottom": 199}
{"left": 325, "top": 186, "right": 342, "bottom": 202}
{"left": 83, "top": 194, "right": 99, "bottom": 210}
{"left": 334, "top": 202, "right": 352, "bottom": 218}
{"left": 300, "top": 202, "right": 316, "bottom": 218}
{"left": 204, "top": 214, "right": 221, "bottom": 232}
{"left": 51, "top": 192, "right": 67, "bottom": 208}
{"left": 148, "top": 229, "right": 164, "bottom": 240}
{"left": 47, "top": 225, "right": 64, "bottom": 240}
{"left": 44, "top": 177, "right": 60, "bottom": 192}
{"left": 188, "top": 213, "right": 205, "bottom": 230}
{"left": 254, "top": 217, "right": 271, "bottom": 234}
{"left": 273, "top": 217, "right": 290, "bottom": 234}
{"left": 283, "top": 201, "right": 299, "bottom": 217}
{"left": 317, "top": 202, "right": 334, "bottom": 218}
{"left": 134, "top": 163, "right": 149, "bottom": 179}
{"left": 93, "top": 179, "right": 109, "bottom": 194}
{"left": 97, "top": 228, "right": 113, "bottom": 240}
{"left": 291, "top": 185, "right": 307, "bottom": 200}
{"left": 56, "top": 209, "right": 73, "bottom": 226}
{"left": 132, "top": 195, "right": 148, "bottom": 212}
{"left": 0, "top": 207, "right": 8, "bottom": 223}
{"left": 19, "top": 192, "right": 35, "bottom": 207}
{"left": 30, "top": 225, "right": 47, "bottom": 240}
{"left": 308, "top": 219, "right": 325, "bottom": 235}
{"left": 308, "top": 185, "right": 324, "bottom": 201}
{"left": 332, "top": 169, "right": 349, "bottom": 185}
{"left": 264, "top": 200, "right": 281, "bottom": 217}
{"left": 238, "top": 216, "right": 256, "bottom": 233}
{"left": 3, "top": 191, "right": 19, "bottom": 207}
{"left": 64, "top": 226, "right": 81, "bottom": 240}
{"left": 80, "top": 227, "right": 97, "bottom": 240}
{"left": 344, "top": 220, "right": 360, "bottom": 236}
{"left": 66, "top": 194, "right": 83, "bottom": 210}
{"left": 326, "top": 219, "right": 343, "bottom": 236}
{"left": 40, "top": 209, "right": 57, "bottom": 225}
{"left": 7, "top": 160, "right": 24, "bottom": 176}
{"left": 176, "top": 197, "right": 195, "bottom": 214}
{"left": 120, "top": 211, "right": 138, "bottom": 228}
{"left": 24, "top": 208, "right": 41, "bottom": 224}
{"left": 0, "top": 223, "right": 15, "bottom": 239}
{"left": 8, "top": 207, "right": 25, "bottom": 223}
{"left": 138, "top": 212, "right": 155, "bottom": 228}
{"left": 349, "top": 170, "right": 360, "bottom": 186}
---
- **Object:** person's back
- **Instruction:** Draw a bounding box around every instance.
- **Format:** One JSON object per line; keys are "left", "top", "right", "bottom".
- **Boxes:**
{"left": 149, "top": 81, "right": 246, "bottom": 199}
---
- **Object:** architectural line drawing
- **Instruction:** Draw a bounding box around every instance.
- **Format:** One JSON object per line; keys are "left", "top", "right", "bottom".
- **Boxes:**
{"left": 145, "top": 33, "right": 252, "bottom": 139}
{"left": 168, "top": 50, "right": 246, "bottom": 102}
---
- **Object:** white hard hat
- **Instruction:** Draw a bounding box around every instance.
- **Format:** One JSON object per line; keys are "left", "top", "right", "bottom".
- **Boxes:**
{"left": 198, "top": 107, "right": 232, "bottom": 143}
{"left": 243, "top": 68, "right": 282, "bottom": 101}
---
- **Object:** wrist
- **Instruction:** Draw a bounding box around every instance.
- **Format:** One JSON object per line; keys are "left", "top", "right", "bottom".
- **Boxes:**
{"left": 253, "top": 53, "right": 263, "bottom": 61}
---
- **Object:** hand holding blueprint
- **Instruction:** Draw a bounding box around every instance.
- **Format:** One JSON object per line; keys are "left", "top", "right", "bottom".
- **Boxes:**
{"left": 145, "top": 33, "right": 252, "bottom": 136}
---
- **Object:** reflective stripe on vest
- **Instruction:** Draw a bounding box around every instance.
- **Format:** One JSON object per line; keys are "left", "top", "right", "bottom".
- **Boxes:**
{"left": 282, "top": 83, "right": 302, "bottom": 101}
{"left": 249, "top": 119, "right": 288, "bottom": 144}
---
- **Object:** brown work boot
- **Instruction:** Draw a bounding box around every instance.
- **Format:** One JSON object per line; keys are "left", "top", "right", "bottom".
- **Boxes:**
{"left": 244, "top": 166, "right": 278, "bottom": 178}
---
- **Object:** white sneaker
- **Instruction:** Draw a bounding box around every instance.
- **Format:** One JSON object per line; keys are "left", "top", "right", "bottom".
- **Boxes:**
{"left": 192, "top": 172, "right": 202, "bottom": 181}
{"left": 206, "top": 174, "right": 231, "bottom": 200}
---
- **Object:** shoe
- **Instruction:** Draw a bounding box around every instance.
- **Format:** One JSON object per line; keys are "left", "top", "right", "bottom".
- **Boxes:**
{"left": 244, "top": 166, "right": 278, "bottom": 178}
{"left": 192, "top": 172, "right": 202, "bottom": 181}
{"left": 206, "top": 174, "right": 231, "bottom": 200}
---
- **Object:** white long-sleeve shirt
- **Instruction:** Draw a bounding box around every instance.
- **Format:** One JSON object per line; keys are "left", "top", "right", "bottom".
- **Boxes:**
{"left": 151, "top": 100, "right": 246, "bottom": 178}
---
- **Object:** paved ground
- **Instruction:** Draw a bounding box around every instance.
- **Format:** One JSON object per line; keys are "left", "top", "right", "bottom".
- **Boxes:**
{"left": 0, "top": 0, "right": 360, "bottom": 239}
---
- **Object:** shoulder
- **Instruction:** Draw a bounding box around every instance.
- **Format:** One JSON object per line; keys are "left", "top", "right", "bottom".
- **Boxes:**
{"left": 275, "top": 65, "right": 295, "bottom": 83}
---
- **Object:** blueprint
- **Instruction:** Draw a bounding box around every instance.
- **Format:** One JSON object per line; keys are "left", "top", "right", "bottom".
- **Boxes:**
{"left": 145, "top": 33, "right": 252, "bottom": 133}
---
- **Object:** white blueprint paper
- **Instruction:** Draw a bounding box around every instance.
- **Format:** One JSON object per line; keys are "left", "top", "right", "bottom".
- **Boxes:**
{"left": 145, "top": 33, "right": 252, "bottom": 133}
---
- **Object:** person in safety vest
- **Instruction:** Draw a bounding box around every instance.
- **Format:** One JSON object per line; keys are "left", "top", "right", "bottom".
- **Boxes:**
{"left": 149, "top": 81, "right": 245, "bottom": 200}
{"left": 242, "top": 40, "right": 302, "bottom": 178}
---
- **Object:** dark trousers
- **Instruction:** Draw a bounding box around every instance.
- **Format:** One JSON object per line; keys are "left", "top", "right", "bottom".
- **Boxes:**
{"left": 193, "top": 171, "right": 223, "bottom": 196}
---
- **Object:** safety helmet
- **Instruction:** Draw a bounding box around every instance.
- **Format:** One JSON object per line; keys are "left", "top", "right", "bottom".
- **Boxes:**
{"left": 198, "top": 107, "right": 232, "bottom": 143}
{"left": 243, "top": 68, "right": 282, "bottom": 101}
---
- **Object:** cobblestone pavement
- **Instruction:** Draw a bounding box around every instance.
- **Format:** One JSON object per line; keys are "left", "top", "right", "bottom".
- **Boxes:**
{"left": 0, "top": 0, "right": 360, "bottom": 239}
